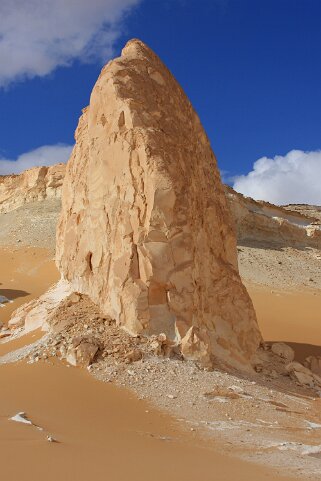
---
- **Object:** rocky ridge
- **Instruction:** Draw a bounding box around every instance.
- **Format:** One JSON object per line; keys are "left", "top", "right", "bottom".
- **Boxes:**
{"left": 284, "top": 204, "right": 321, "bottom": 223}
{"left": 226, "top": 185, "right": 321, "bottom": 249}
{"left": 0, "top": 164, "right": 65, "bottom": 214}
{"left": 2, "top": 163, "right": 320, "bottom": 256}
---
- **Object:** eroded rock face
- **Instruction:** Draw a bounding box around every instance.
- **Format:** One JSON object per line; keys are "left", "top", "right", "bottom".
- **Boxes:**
{"left": 0, "top": 164, "right": 65, "bottom": 214}
{"left": 56, "top": 39, "right": 261, "bottom": 369}
{"left": 225, "top": 185, "right": 321, "bottom": 249}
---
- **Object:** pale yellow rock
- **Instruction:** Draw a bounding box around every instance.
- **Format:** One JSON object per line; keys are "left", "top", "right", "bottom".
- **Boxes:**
{"left": 225, "top": 185, "right": 321, "bottom": 249}
{"left": 0, "top": 164, "right": 65, "bottom": 214}
{"left": 54, "top": 39, "right": 261, "bottom": 369}
{"left": 66, "top": 335, "right": 100, "bottom": 367}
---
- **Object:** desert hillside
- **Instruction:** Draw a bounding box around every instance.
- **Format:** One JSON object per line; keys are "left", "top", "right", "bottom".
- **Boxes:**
{"left": 0, "top": 164, "right": 64, "bottom": 214}
{"left": 0, "top": 164, "right": 65, "bottom": 251}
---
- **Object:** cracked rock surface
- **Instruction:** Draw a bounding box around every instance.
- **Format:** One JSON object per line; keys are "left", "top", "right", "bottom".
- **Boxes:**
{"left": 56, "top": 39, "right": 261, "bottom": 370}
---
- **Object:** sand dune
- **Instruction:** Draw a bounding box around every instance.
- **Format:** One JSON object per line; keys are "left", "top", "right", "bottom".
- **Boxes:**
{"left": 0, "top": 246, "right": 59, "bottom": 324}
{"left": 1, "top": 360, "right": 296, "bottom": 481}
{"left": 247, "top": 284, "right": 321, "bottom": 359}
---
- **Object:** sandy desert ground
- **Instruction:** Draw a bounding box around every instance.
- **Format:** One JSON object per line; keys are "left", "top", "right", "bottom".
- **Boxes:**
{"left": 1, "top": 202, "right": 321, "bottom": 480}
{"left": 0, "top": 245, "right": 296, "bottom": 481}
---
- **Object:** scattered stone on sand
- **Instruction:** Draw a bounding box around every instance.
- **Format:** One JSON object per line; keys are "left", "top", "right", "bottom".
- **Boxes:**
{"left": 3, "top": 291, "right": 321, "bottom": 480}
{"left": 66, "top": 335, "right": 100, "bottom": 367}
{"left": 10, "top": 412, "right": 33, "bottom": 425}
{"left": 125, "top": 349, "right": 143, "bottom": 363}
{"left": 0, "top": 329, "right": 11, "bottom": 339}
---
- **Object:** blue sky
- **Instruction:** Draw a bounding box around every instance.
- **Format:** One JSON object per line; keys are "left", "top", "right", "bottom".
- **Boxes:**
{"left": 0, "top": 0, "right": 320, "bottom": 203}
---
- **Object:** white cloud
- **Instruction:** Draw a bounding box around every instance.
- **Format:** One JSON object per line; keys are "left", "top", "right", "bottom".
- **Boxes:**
{"left": 0, "top": 144, "right": 73, "bottom": 175}
{"left": 233, "top": 149, "right": 321, "bottom": 205}
{"left": 0, "top": 0, "right": 140, "bottom": 86}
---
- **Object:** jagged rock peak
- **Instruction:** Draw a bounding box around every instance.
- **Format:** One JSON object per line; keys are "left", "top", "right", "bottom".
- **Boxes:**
{"left": 56, "top": 38, "right": 261, "bottom": 370}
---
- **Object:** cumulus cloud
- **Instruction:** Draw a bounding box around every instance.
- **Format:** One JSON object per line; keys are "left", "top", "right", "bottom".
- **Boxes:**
{"left": 0, "top": 144, "right": 73, "bottom": 175}
{"left": 233, "top": 150, "right": 321, "bottom": 205}
{"left": 0, "top": 0, "right": 140, "bottom": 86}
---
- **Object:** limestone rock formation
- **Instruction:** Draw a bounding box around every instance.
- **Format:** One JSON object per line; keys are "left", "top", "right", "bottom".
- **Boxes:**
{"left": 225, "top": 186, "right": 321, "bottom": 249}
{"left": 0, "top": 164, "right": 65, "bottom": 214}
{"left": 283, "top": 204, "right": 321, "bottom": 223}
{"left": 54, "top": 39, "right": 261, "bottom": 368}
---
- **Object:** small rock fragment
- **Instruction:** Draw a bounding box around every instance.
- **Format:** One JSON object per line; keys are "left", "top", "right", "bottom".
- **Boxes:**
{"left": 125, "top": 349, "right": 142, "bottom": 363}
{"left": 10, "top": 412, "right": 32, "bottom": 425}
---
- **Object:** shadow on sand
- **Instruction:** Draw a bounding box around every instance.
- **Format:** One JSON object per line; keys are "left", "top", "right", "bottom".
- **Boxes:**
{"left": 0, "top": 288, "right": 30, "bottom": 302}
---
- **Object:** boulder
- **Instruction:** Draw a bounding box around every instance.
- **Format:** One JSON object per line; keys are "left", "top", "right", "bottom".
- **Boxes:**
{"left": 125, "top": 349, "right": 143, "bottom": 363}
{"left": 66, "top": 336, "right": 100, "bottom": 367}
{"left": 271, "top": 342, "right": 295, "bottom": 362}
{"left": 286, "top": 361, "right": 312, "bottom": 375}
{"left": 291, "top": 370, "right": 315, "bottom": 387}
{"left": 149, "top": 333, "right": 179, "bottom": 358}
{"left": 305, "top": 356, "right": 321, "bottom": 377}
{"left": 286, "top": 361, "right": 316, "bottom": 387}
{"left": 76, "top": 342, "right": 99, "bottom": 367}
{"left": 54, "top": 39, "right": 261, "bottom": 370}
